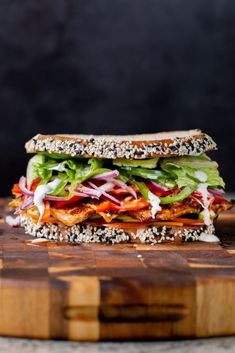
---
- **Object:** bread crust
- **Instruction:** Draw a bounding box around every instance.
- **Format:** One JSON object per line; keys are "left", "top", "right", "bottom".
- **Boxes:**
{"left": 20, "top": 214, "right": 212, "bottom": 244}
{"left": 25, "top": 129, "right": 217, "bottom": 159}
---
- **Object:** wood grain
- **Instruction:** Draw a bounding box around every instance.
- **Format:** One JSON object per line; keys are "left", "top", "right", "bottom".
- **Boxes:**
{"left": 0, "top": 199, "right": 235, "bottom": 340}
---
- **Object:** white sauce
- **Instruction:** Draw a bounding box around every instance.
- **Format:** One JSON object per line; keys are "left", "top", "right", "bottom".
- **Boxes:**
{"left": 48, "top": 164, "right": 67, "bottom": 172}
{"left": 197, "top": 183, "right": 211, "bottom": 226}
{"left": 198, "top": 232, "right": 220, "bottom": 243}
{"left": 148, "top": 191, "right": 161, "bottom": 218}
{"left": 196, "top": 183, "right": 219, "bottom": 242}
{"left": 195, "top": 170, "right": 208, "bottom": 182}
{"left": 31, "top": 238, "right": 48, "bottom": 244}
{"left": 5, "top": 215, "right": 20, "bottom": 227}
{"left": 34, "top": 178, "right": 61, "bottom": 219}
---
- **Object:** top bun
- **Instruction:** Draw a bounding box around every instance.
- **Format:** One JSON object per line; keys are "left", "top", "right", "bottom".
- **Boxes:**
{"left": 25, "top": 129, "right": 217, "bottom": 159}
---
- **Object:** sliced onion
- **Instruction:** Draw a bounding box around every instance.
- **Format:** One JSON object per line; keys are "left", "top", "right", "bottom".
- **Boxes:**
{"left": 87, "top": 181, "right": 121, "bottom": 206}
{"left": 19, "top": 176, "right": 33, "bottom": 196}
{"left": 92, "top": 170, "right": 119, "bottom": 181}
{"left": 111, "top": 179, "right": 137, "bottom": 199}
{"left": 149, "top": 181, "right": 167, "bottom": 192}
{"left": 73, "top": 192, "right": 90, "bottom": 198}
{"left": 101, "top": 192, "right": 122, "bottom": 206}
{"left": 76, "top": 185, "right": 101, "bottom": 199}
{"left": 208, "top": 188, "right": 225, "bottom": 197}
{"left": 86, "top": 181, "right": 99, "bottom": 190}
{"left": 20, "top": 196, "right": 34, "bottom": 210}
{"left": 87, "top": 181, "right": 114, "bottom": 193}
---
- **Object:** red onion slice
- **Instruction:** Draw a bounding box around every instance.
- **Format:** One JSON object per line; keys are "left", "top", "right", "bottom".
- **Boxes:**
{"left": 74, "top": 192, "right": 90, "bottom": 198}
{"left": 20, "top": 196, "right": 34, "bottom": 210}
{"left": 149, "top": 181, "right": 167, "bottom": 192}
{"left": 87, "top": 181, "right": 114, "bottom": 193}
{"left": 101, "top": 192, "right": 122, "bottom": 206}
{"left": 92, "top": 170, "right": 119, "bottom": 181}
{"left": 19, "top": 176, "right": 34, "bottom": 196}
{"left": 208, "top": 188, "right": 225, "bottom": 197}
{"left": 111, "top": 179, "right": 137, "bottom": 199}
{"left": 76, "top": 185, "right": 101, "bottom": 199}
{"left": 87, "top": 181, "right": 121, "bottom": 206}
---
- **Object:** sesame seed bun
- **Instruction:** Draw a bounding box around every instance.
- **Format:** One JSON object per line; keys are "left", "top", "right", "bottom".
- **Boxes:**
{"left": 25, "top": 129, "right": 217, "bottom": 159}
{"left": 20, "top": 214, "right": 212, "bottom": 244}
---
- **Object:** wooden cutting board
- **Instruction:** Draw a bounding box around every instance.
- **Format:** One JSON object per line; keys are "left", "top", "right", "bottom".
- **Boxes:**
{"left": 0, "top": 198, "right": 235, "bottom": 341}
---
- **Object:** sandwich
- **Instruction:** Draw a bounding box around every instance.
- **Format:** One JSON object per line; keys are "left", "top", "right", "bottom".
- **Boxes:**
{"left": 9, "top": 130, "right": 232, "bottom": 244}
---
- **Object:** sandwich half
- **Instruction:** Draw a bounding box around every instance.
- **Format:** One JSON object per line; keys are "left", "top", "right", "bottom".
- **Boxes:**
{"left": 9, "top": 129, "right": 232, "bottom": 244}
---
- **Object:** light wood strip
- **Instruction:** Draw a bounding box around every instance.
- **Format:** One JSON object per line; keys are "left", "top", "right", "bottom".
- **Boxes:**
{"left": 59, "top": 276, "right": 100, "bottom": 340}
{"left": 196, "top": 278, "right": 235, "bottom": 336}
{"left": 0, "top": 284, "right": 50, "bottom": 338}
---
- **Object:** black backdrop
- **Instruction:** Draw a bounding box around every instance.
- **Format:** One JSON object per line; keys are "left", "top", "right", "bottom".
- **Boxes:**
{"left": 0, "top": 0, "right": 235, "bottom": 195}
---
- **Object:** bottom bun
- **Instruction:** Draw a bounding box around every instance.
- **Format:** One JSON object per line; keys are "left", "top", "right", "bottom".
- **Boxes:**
{"left": 20, "top": 214, "right": 214, "bottom": 244}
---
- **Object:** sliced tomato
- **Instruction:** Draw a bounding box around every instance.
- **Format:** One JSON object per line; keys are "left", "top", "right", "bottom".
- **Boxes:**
{"left": 146, "top": 182, "right": 176, "bottom": 197}
{"left": 102, "top": 222, "right": 146, "bottom": 229}
{"left": 12, "top": 183, "right": 22, "bottom": 196}
{"left": 192, "top": 191, "right": 203, "bottom": 198}
{"left": 212, "top": 196, "right": 226, "bottom": 204}
{"left": 101, "top": 220, "right": 184, "bottom": 229}
{"left": 39, "top": 201, "right": 51, "bottom": 222}
{"left": 96, "top": 197, "right": 150, "bottom": 213}
{"left": 109, "top": 185, "right": 139, "bottom": 195}
{"left": 173, "top": 217, "right": 205, "bottom": 226}
{"left": 30, "top": 178, "right": 41, "bottom": 192}
{"left": 109, "top": 188, "right": 134, "bottom": 195}
{"left": 53, "top": 196, "right": 84, "bottom": 209}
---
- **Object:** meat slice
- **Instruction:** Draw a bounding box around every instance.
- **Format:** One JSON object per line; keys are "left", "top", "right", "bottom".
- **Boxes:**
{"left": 51, "top": 204, "right": 95, "bottom": 226}
{"left": 129, "top": 205, "right": 201, "bottom": 222}
{"left": 211, "top": 199, "right": 233, "bottom": 213}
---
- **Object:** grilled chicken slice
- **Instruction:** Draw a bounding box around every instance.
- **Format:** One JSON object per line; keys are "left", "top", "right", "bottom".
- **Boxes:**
{"left": 8, "top": 198, "right": 22, "bottom": 208}
{"left": 211, "top": 199, "right": 233, "bottom": 213}
{"left": 129, "top": 204, "right": 201, "bottom": 222}
{"left": 50, "top": 204, "right": 95, "bottom": 226}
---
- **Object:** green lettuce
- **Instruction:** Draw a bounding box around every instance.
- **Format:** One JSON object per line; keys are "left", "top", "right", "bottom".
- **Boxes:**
{"left": 26, "top": 154, "right": 112, "bottom": 196}
{"left": 25, "top": 152, "right": 225, "bottom": 201}
{"left": 160, "top": 155, "right": 224, "bottom": 188}
{"left": 113, "top": 158, "right": 158, "bottom": 169}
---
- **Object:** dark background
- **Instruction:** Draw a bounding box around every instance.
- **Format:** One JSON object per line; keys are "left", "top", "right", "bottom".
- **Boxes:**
{"left": 0, "top": 0, "right": 235, "bottom": 195}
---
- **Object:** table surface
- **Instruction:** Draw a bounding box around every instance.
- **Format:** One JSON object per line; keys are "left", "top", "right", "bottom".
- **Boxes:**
{"left": 0, "top": 336, "right": 234, "bottom": 353}
{"left": 1, "top": 195, "right": 235, "bottom": 350}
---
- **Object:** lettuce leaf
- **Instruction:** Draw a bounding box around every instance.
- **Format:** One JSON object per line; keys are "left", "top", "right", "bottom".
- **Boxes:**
{"left": 160, "top": 155, "right": 225, "bottom": 188}
{"left": 27, "top": 155, "right": 112, "bottom": 196}
{"left": 26, "top": 153, "right": 225, "bottom": 201}
{"left": 113, "top": 158, "right": 158, "bottom": 169}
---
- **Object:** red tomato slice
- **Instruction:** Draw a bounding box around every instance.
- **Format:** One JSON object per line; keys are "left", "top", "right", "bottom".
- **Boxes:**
{"left": 12, "top": 183, "right": 22, "bottom": 196}
{"left": 53, "top": 196, "right": 83, "bottom": 209}
{"left": 30, "top": 178, "right": 41, "bottom": 192}
{"left": 213, "top": 196, "right": 226, "bottom": 204}
{"left": 173, "top": 217, "right": 204, "bottom": 226}
{"left": 96, "top": 197, "right": 150, "bottom": 213}
{"left": 146, "top": 182, "right": 176, "bottom": 197}
{"left": 39, "top": 201, "right": 51, "bottom": 222}
{"left": 109, "top": 188, "right": 135, "bottom": 195}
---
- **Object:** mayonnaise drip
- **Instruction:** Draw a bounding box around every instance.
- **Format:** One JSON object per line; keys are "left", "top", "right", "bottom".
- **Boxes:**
{"left": 48, "top": 164, "right": 67, "bottom": 172}
{"left": 198, "top": 233, "right": 219, "bottom": 243}
{"left": 148, "top": 191, "right": 161, "bottom": 218}
{"left": 195, "top": 171, "right": 208, "bottom": 182}
{"left": 34, "top": 179, "right": 61, "bottom": 219}
{"left": 196, "top": 183, "right": 219, "bottom": 242}
{"left": 5, "top": 215, "right": 20, "bottom": 227}
{"left": 197, "top": 183, "right": 211, "bottom": 226}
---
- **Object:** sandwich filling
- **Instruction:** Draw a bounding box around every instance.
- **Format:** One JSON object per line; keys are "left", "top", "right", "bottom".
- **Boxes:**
{"left": 10, "top": 153, "right": 232, "bottom": 228}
